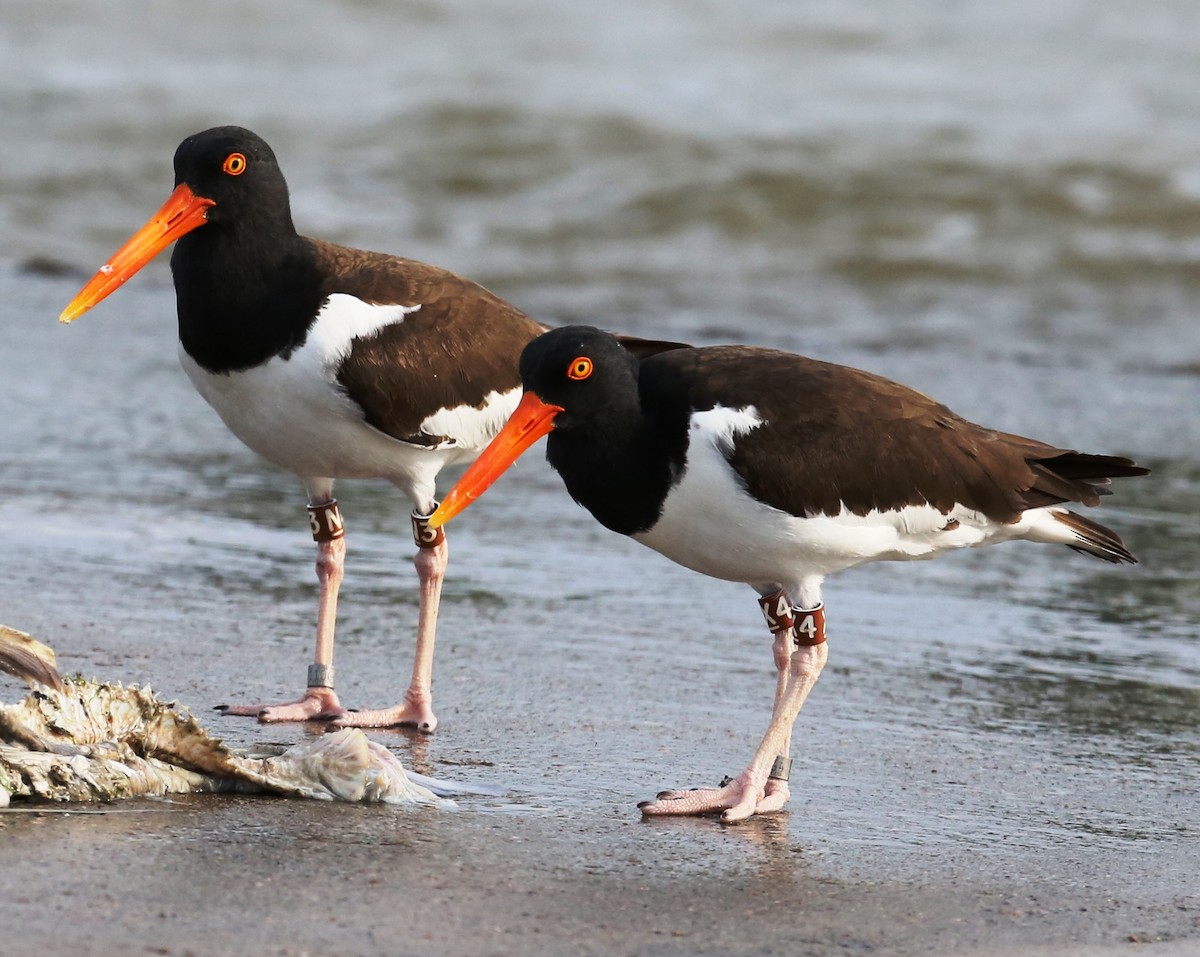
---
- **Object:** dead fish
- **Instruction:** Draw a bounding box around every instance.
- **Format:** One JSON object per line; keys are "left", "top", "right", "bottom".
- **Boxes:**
{"left": 0, "top": 625, "right": 467, "bottom": 808}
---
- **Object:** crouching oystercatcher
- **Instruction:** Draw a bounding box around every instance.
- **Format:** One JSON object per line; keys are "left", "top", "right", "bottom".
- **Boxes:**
{"left": 429, "top": 325, "right": 1148, "bottom": 821}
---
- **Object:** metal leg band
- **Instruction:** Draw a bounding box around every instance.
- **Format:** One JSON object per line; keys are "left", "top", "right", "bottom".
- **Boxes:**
{"left": 307, "top": 663, "right": 335, "bottom": 689}
{"left": 768, "top": 756, "right": 792, "bottom": 782}
{"left": 308, "top": 500, "right": 345, "bottom": 543}
{"left": 411, "top": 503, "right": 446, "bottom": 549}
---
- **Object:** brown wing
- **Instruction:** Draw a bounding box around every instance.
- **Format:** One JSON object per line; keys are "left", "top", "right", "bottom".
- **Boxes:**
{"left": 643, "top": 345, "right": 1145, "bottom": 522}
{"left": 310, "top": 240, "right": 548, "bottom": 443}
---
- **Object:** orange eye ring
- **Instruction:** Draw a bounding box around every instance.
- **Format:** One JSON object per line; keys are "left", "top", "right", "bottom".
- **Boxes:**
{"left": 222, "top": 152, "right": 247, "bottom": 176}
{"left": 567, "top": 356, "right": 593, "bottom": 381}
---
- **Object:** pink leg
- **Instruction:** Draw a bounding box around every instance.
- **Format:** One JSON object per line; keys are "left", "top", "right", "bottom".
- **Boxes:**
{"left": 217, "top": 533, "right": 348, "bottom": 722}
{"left": 640, "top": 638, "right": 827, "bottom": 822}
{"left": 334, "top": 514, "right": 447, "bottom": 732}
{"left": 642, "top": 629, "right": 796, "bottom": 816}
{"left": 640, "top": 594, "right": 827, "bottom": 822}
{"left": 217, "top": 496, "right": 448, "bottom": 730}
{"left": 755, "top": 629, "right": 795, "bottom": 813}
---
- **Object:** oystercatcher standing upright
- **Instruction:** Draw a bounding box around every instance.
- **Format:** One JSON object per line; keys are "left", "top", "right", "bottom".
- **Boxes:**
{"left": 430, "top": 326, "right": 1149, "bottom": 821}
{"left": 59, "top": 125, "right": 556, "bottom": 730}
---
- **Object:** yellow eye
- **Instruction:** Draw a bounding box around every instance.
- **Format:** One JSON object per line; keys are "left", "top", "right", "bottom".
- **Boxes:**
{"left": 222, "top": 152, "right": 247, "bottom": 176}
{"left": 567, "top": 356, "right": 593, "bottom": 381}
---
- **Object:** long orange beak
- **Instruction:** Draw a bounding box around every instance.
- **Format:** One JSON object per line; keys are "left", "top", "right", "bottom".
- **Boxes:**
{"left": 429, "top": 390, "right": 565, "bottom": 529}
{"left": 59, "top": 183, "right": 215, "bottom": 323}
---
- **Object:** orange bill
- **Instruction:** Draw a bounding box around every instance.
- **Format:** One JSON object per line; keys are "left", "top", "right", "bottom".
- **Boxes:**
{"left": 429, "top": 390, "right": 565, "bottom": 529}
{"left": 59, "top": 183, "right": 215, "bottom": 323}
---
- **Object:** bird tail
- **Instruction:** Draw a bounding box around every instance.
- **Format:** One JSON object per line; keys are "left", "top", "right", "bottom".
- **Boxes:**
{"left": 1053, "top": 510, "right": 1139, "bottom": 564}
{"left": 1024, "top": 450, "right": 1149, "bottom": 509}
{"left": 1012, "top": 447, "right": 1146, "bottom": 563}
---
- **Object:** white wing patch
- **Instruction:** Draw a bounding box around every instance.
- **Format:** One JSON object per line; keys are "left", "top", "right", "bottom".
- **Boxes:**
{"left": 689, "top": 404, "right": 764, "bottom": 454}
{"left": 419, "top": 387, "right": 524, "bottom": 453}
{"left": 312, "top": 294, "right": 421, "bottom": 367}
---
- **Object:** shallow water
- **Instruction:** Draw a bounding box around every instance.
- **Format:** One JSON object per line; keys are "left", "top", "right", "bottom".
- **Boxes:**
{"left": 1, "top": 1, "right": 1198, "bottom": 952}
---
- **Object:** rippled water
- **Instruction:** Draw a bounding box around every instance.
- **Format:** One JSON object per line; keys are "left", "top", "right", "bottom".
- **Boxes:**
{"left": 2, "top": 0, "right": 1197, "bottom": 893}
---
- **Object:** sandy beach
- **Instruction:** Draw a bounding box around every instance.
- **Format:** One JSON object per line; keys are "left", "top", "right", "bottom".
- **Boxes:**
{"left": 3, "top": 796, "right": 1198, "bottom": 957}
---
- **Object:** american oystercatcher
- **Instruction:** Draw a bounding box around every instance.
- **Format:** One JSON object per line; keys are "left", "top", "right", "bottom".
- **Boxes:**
{"left": 429, "top": 325, "right": 1149, "bottom": 821}
{"left": 59, "top": 126, "right": 677, "bottom": 730}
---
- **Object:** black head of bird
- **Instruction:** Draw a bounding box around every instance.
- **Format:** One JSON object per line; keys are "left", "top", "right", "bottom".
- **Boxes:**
{"left": 60, "top": 126, "right": 295, "bottom": 323}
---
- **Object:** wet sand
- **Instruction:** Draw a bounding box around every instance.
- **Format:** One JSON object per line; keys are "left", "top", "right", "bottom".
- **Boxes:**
{"left": 2, "top": 262, "right": 1198, "bottom": 956}
{"left": 2, "top": 626, "right": 1198, "bottom": 957}
{"left": 2, "top": 792, "right": 1197, "bottom": 957}
{"left": 2, "top": 593, "right": 1198, "bottom": 957}
{"left": 3, "top": 305, "right": 1197, "bottom": 954}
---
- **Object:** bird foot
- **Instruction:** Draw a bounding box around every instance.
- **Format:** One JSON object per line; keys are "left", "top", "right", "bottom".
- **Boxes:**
{"left": 755, "top": 778, "right": 791, "bottom": 814}
{"left": 214, "top": 686, "right": 346, "bottom": 723}
{"left": 639, "top": 773, "right": 789, "bottom": 823}
{"left": 332, "top": 690, "right": 437, "bottom": 732}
